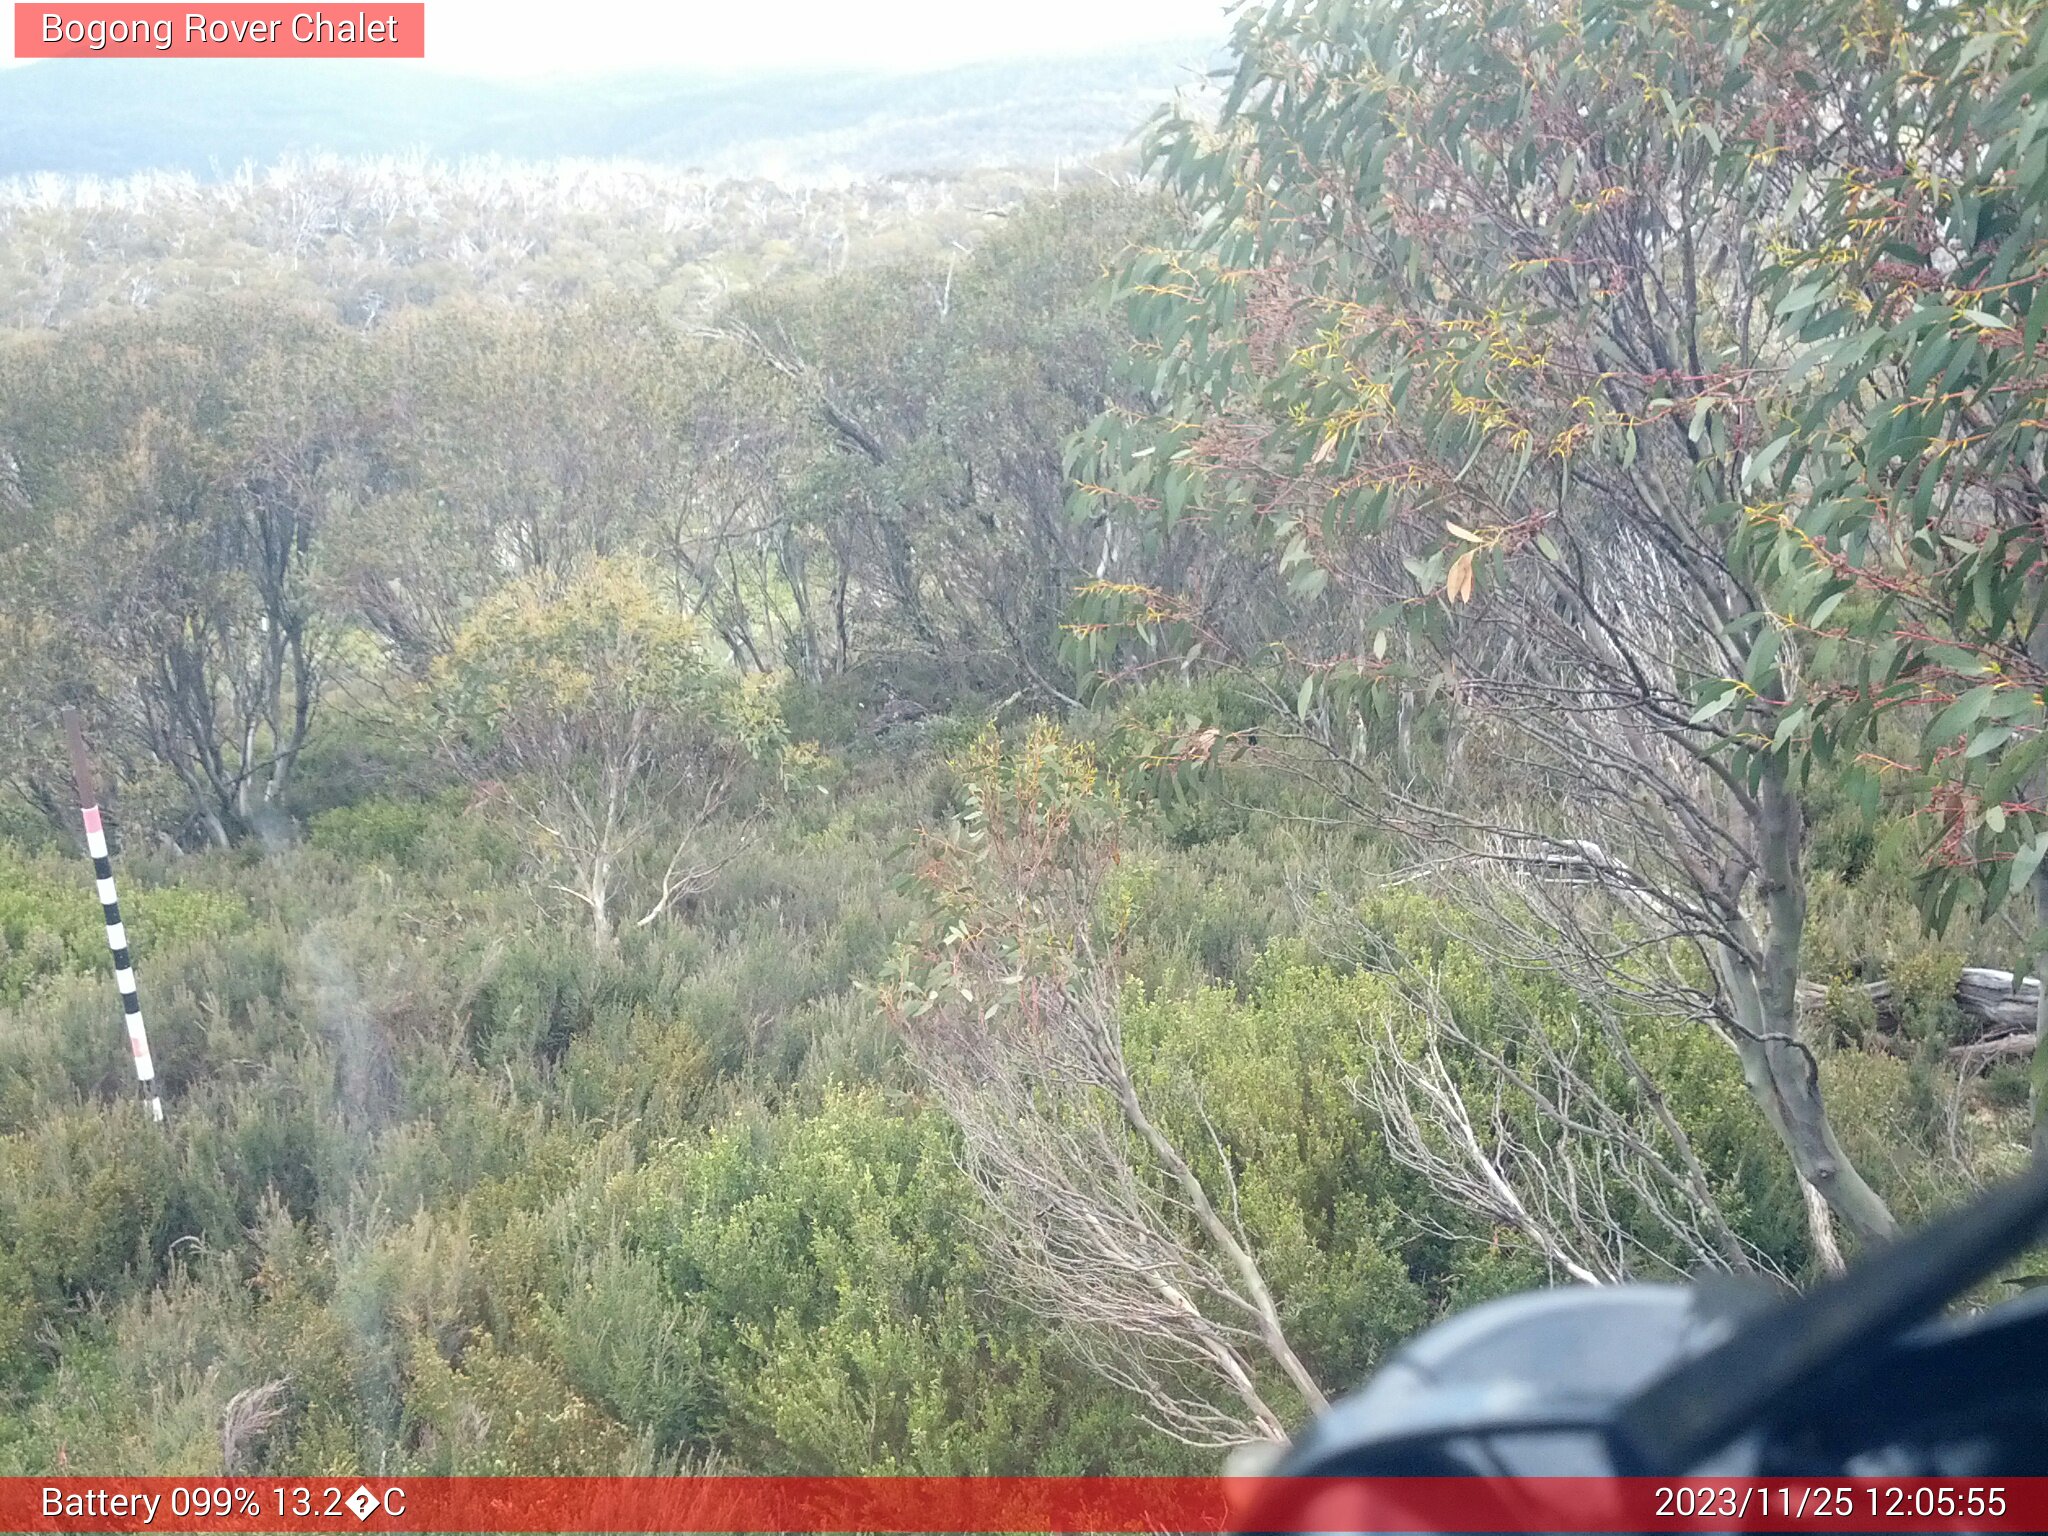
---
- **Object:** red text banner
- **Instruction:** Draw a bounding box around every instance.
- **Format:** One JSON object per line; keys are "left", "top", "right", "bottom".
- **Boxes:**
{"left": 6, "top": 1476, "right": 2047, "bottom": 1533}
{"left": 14, "top": 5, "right": 425, "bottom": 58}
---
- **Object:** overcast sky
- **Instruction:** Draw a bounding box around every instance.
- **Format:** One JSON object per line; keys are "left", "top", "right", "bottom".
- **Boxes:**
{"left": 5, "top": 0, "right": 1237, "bottom": 74}
{"left": 456, "top": 0, "right": 1232, "bottom": 74}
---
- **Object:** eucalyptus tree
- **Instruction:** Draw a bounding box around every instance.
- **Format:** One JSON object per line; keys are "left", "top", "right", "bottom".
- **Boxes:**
{"left": 0, "top": 300, "right": 370, "bottom": 845}
{"left": 1063, "top": 0, "right": 2030, "bottom": 1247}
{"left": 1737, "top": 4, "right": 2048, "bottom": 1147}
{"left": 716, "top": 188, "right": 1161, "bottom": 704}
{"left": 331, "top": 298, "right": 706, "bottom": 672}
{"left": 432, "top": 557, "right": 781, "bottom": 947}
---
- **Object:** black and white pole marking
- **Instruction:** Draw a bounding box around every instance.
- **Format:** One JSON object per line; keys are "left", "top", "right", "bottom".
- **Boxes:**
{"left": 62, "top": 707, "right": 163, "bottom": 1124}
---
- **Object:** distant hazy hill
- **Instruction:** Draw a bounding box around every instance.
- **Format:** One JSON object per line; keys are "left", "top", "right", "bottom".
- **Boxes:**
{"left": 0, "top": 45, "right": 1213, "bottom": 179}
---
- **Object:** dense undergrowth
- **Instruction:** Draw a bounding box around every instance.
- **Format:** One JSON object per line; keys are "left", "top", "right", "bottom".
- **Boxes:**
{"left": 0, "top": 678, "right": 2026, "bottom": 1472}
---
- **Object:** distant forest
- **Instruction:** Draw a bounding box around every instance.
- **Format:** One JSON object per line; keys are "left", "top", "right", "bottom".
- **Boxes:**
{"left": 0, "top": 46, "right": 1211, "bottom": 180}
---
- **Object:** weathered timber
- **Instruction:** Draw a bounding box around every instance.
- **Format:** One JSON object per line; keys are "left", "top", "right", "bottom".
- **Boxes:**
{"left": 1797, "top": 967, "right": 2038, "bottom": 1064}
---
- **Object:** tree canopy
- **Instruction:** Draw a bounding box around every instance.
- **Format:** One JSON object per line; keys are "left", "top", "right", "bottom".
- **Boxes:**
{"left": 1071, "top": 0, "right": 2048, "bottom": 1235}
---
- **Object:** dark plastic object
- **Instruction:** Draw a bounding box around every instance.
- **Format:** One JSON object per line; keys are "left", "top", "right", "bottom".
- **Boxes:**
{"left": 1263, "top": 1159, "right": 2048, "bottom": 1489}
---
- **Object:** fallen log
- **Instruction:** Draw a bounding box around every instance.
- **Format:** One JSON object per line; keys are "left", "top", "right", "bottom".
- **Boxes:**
{"left": 1951, "top": 1032, "right": 2040, "bottom": 1069}
{"left": 1797, "top": 967, "right": 2038, "bottom": 1066}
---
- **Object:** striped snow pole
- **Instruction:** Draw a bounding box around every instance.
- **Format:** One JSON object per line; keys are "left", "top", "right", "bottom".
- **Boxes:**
{"left": 61, "top": 707, "right": 163, "bottom": 1124}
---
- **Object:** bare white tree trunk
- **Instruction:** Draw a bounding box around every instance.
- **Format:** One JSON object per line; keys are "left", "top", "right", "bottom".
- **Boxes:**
{"left": 1352, "top": 971, "right": 1768, "bottom": 1285}
{"left": 1800, "top": 1179, "right": 1846, "bottom": 1277}
{"left": 896, "top": 952, "right": 1324, "bottom": 1447}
